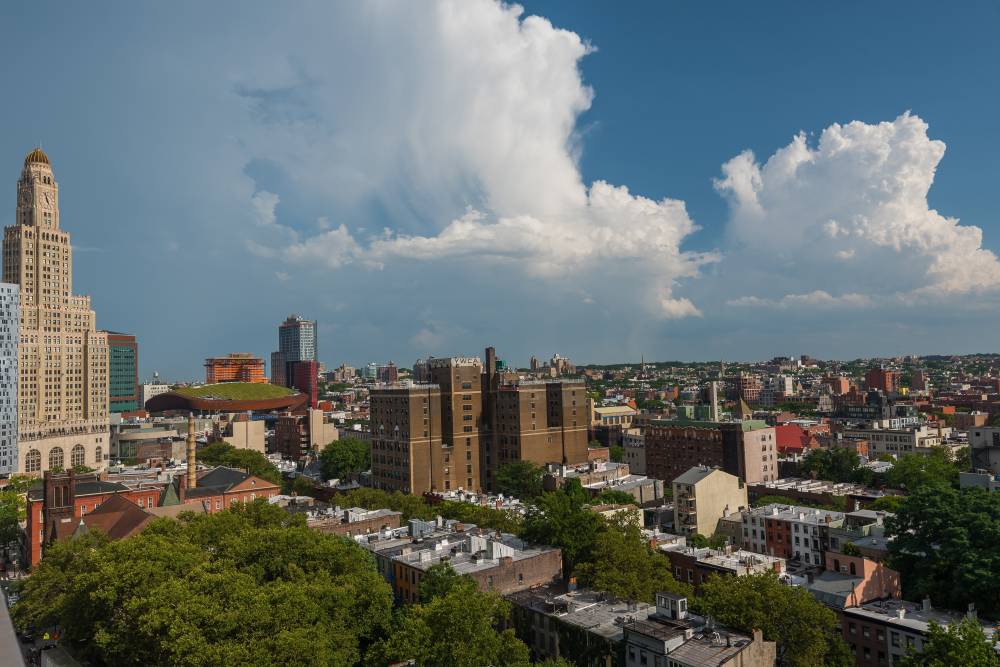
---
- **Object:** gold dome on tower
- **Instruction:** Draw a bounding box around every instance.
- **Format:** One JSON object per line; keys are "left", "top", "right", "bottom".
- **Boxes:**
{"left": 23, "top": 148, "right": 50, "bottom": 166}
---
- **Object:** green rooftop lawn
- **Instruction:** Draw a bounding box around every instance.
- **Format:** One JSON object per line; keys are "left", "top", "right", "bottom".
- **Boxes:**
{"left": 174, "top": 382, "right": 297, "bottom": 400}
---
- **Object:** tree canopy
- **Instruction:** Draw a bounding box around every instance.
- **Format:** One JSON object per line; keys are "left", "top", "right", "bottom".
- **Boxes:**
{"left": 886, "top": 447, "right": 961, "bottom": 491}
{"left": 575, "top": 514, "right": 690, "bottom": 604}
{"left": 898, "top": 616, "right": 1000, "bottom": 667}
{"left": 592, "top": 489, "right": 637, "bottom": 506}
{"left": 798, "top": 447, "right": 866, "bottom": 484}
{"left": 495, "top": 460, "right": 545, "bottom": 500}
{"left": 520, "top": 480, "right": 602, "bottom": 577}
{"left": 418, "top": 561, "right": 477, "bottom": 603}
{"left": 13, "top": 501, "right": 393, "bottom": 666}
{"left": 369, "top": 584, "right": 531, "bottom": 667}
{"left": 198, "top": 442, "right": 282, "bottom": 485}
{"left": 886, "top": 485, "right": 1000, "bottom": 616}
{"left": 692, "top": 572, "right": 852, "bottom": 667}
{"left": 318, "top": 437, "right": 371, "bottom": 481}
{"left": 0, "top": 475, "right": 31, "bottom": 546}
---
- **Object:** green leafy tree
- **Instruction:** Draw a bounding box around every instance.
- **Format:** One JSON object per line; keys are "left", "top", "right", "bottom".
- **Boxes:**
{"left": 418, "top": 561, "right": 477, "bottom": 603}
{"left": 898, "top": 616, "right": 1000, "bottom": 667}
{"left": 495, "top": 461, "right": 545, "bottom": 499}
{"left": 13, "top": 500, "right": 393, "bottom": 666}
{"left": 197, "top": 442, "right": 282, "bottom": 485}
{"left": 370, "top": 585, "right": 531, "bottom": 667}
{"left": 799, "top": 448, "right": 862, "bottom": 483}
{"left": 592, "top": 489, "right": 636, "bottom": 506}
{"left": 869, "top": 495, "right": 905, "bottom": 513}
{"left": 318, "top": 437, "right": 371, "bottom": 481}
{"left": 290, "top": 475, "right": 318, "bottom": 497}
{"left": 689, "top": 533, "right": 728, "bottom": 549}
{"left": 609, "top": 445, "right": 624, "bottom": 462}
{"left": 521, "top": 481, "right": 602, "bottom": 578}
{"left": 887, "top": 447, "right": 960, "bottom": 491}
{"left": 886, "top": 485, "right": 1000, "bottom": 615}
{"left": 575, "top": 514, "right": 691, "bottom": 603}
{"left": 693, "top": 572, "right": 852, "bottom": 667}
{"left": 0, "top": 475, "right": 31, "bottom": 546}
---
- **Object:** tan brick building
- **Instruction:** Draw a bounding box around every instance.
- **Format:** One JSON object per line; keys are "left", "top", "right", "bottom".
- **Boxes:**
{"left": 4, "top": 149, "right": 109, "bottom": 474}
{"left": 370, "top": 356, "right": 483, "bottom": 494}
{"left": 482, "top": 346, "right": 588, "bottom": 489}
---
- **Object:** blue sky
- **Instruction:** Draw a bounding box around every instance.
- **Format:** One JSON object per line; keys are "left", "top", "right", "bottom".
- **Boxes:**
{"left": 1, "top": 1, "right": 998, "bottom": 380}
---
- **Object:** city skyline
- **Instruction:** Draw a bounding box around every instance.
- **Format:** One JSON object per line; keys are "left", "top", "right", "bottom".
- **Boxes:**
{"left": 2, "top": 1, "right": 998, "bottom": 379}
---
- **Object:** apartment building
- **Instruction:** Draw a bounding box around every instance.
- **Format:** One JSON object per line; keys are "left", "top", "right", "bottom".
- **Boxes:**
{"left": 509, "top": 587, "right": 776, "bottom": 667}
{"left": 741, "top": 503, "right": 845, "bottom": 566}
{"left": 661, "top": 545, "right": 784, "bottom": 592}
{"left": 840, "top": 423, "right": 952, "bottom": 458}
{"left": 841, "top": 599, "right": 995, "bottom": 667}
{"left": 356, "top": 517, "right": 560, "bottom": 604}
{"left": 370, "top": 356, "right": 483, "bottom": 494}
{"left": 968, "top": 426, "right": 1000, "bottom": 475}
{"left": 484, "top": 372, "right": 588, "bottom": 486}
{"left": 622, "top": 427, "right": 646, "bottom": 474}
{"left": 645, "top": 419, "right": 778, "bottom": 485}
{"left": 672, "top": 465, "right": 747, "bottom": 538}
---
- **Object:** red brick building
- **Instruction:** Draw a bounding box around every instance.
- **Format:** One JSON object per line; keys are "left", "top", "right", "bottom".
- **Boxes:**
{"left": 292, "top": 360, "right": 319, "bottom": 409}
{"left": 179, "top": 467, "right": 281, "bottom": 514}
{"left": 25, "top": 471, "right": 163, "bottom": 566}
{"left": 865, "top": 368, "right": 899, "bottom": 394}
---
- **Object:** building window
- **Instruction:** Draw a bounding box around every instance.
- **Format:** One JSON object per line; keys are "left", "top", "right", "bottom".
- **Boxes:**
{"left": 49, "top": 447, "right": 64, "bottom": 470}
{"left": 25, "top": 449, "right": 41, "bottom": 473}
{"left": 71, "top": 445, "right": 85, "bottom": 468}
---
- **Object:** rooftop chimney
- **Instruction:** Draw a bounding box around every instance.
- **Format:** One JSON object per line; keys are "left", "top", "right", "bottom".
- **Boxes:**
{"left": 186, "top": 413, "right": 197, "bottom": 490}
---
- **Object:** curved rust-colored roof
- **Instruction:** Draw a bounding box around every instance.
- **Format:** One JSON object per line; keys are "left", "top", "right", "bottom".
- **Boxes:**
{"left": 145, "top": 391, "right": 307, "bottom": 413}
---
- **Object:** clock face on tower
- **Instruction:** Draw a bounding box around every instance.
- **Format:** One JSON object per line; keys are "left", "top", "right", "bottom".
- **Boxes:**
{"left": 43, "top": 192, "right": 51, "bottom": 206}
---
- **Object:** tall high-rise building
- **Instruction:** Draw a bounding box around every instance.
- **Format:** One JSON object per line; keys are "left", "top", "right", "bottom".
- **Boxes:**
{"left": 0, "top": 284, "right": 18, "bottom": 475}
{"left": 272, "top": 314, "right": 316, "bottom": 387}
{"left": 270, "top": 351, "right": 287, "bottom": 386}
{"left": 3, "top": 149, "right": 109, "bottom": 474}
{"left": 104, "top": 331, "right": 139, "bottom": 412}
{"left": 481, "top": 347, "right": 588, "bottom": 489}
{"left": 370, "top": 356, "right": 483, "bottom": 494}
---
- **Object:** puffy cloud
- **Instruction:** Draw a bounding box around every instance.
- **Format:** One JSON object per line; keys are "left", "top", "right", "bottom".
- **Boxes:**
{"left": 716, "top": 113, "right": 1000, "bottom": 305}
{"left": 237, "top": 0, "right": 711, "bottom": 320}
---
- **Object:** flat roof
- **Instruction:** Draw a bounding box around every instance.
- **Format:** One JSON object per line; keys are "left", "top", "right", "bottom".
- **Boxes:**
{"left": 748, "top": 504, "right": 845, "bottom": 525}
{"left": 845, "top": 599, "right": 997, "bottom": 640}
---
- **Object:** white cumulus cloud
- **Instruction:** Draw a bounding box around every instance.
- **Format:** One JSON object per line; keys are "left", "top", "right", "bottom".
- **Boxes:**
{"left": 716, "top": 113, "right": 1000, "bottom": 306}
{"left": 237, "top": 0, "right": 711, "bottom": 320}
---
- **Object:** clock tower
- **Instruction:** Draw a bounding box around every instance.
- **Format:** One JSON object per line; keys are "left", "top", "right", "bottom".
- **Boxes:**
{"left": 3, "top": 148, "right": 109, "bottom": 475}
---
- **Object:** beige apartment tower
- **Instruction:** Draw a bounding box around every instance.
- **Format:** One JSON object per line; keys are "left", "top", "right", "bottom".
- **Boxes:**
{"left": 3, "top": 149, "right": 109, "bottom": 474}
{"left": 370, "top": 357, "right": 483, "bottom": 494}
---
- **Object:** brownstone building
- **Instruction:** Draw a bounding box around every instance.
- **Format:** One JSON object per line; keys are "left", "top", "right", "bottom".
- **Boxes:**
{"left": 370, "top": 356, "right": 482, "bottom": 494}
{"left": 644, "top": 419, "right": 777, "bottom": 485}
{"left": 481, "top": 346, "right": 588, "bottom": 489}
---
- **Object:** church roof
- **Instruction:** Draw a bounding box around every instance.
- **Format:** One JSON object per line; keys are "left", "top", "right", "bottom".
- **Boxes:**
{"left": 24, "top": 147, "right": 50, "bottom": 166}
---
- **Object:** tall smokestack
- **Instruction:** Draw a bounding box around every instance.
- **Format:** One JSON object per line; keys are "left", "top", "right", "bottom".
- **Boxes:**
{"left": 710, "top": 381, "right": 720, "bottom": 422}
{"left": 187, "top": 413, "right": 197, "bottom": 489}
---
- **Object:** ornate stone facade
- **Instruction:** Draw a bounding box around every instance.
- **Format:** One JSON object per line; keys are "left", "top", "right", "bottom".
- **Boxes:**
{"left": 3, "top": 149, "right": 109, "bottom": 474}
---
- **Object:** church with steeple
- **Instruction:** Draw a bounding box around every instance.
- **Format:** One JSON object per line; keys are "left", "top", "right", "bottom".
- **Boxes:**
{"left": 3, "top": 148, "right": 109, "bottom": 474}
